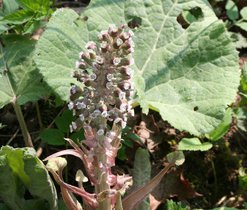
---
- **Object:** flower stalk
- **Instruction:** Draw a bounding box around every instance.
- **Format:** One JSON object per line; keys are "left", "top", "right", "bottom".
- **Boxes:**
{"left": 47, "top": 24, "right": 134, "bottom": 209}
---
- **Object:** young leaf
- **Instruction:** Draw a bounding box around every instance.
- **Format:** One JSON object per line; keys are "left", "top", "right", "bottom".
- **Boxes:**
{"left": 2, "top": 9, "right": 34, "bottom": 25}
{"left": 35, "top": 0, "right": 240, "bottom": 136}
{"left": 23, "top": 19, "right": 46, "bottom": 34}
{"left": 40, "top": 128, "right": 65, "bottom": 145}
{"left": 69, "top": 129, "right": 85, "bottom": 142}
{"left": 236, "top": 22, "right": 247, "bottom": 31}
{"left": 230, "top": 32, "right": 247, "bottom": 49}
{"left": 0, "top": 35, "right": 49, "bottom": 108}
{"left": 234, "top": 107, "right": 247, "bottom": 132}
{"left": 239, "top": 167, "right": 247, "bottom": 191}
{"left": 205, "top": 108, "right": 232, "bottom": 141}
{"left": 55, "top": 110, "right": 73, "bottom": 133}
{"left": 242, "top": 62, "right": 247, "bottom": 82}
{"left": 178, "top": 137, "right": 212, "bottom": 151}
{"left": 240, "top": 7, "right": 247, "bottom": 20}
{"left": 16, "top": 0, "right": 50, "bottom": 14}
{"left": 225, "top": 0, "right": 239, "bottom": 21}
{"left": 166, "top": 199, "right": 189, "bottom": 210}
{"left": 166, "top": 151, "right": 185, "bottom": 166}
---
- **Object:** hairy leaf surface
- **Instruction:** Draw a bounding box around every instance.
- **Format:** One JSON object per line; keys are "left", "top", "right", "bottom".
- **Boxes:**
{"left": 0, "top": 36, "right": 48, "bottom": 108}
{"left": 0, "top": 146, "right": 57, "bottom": 210}
{"left": 35, "top": 0, "right": 239, "bottom": 135}
{"left": 34, "top": 9, "right": 88, "bottom": 100}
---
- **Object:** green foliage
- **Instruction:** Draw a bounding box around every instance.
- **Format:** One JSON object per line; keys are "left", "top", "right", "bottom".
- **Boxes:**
{"left": 209, "top": 208, "right": 240, "bottom": 210}
{"left": 132, "top": 148, "right": 151, "bottom": 210}
{"left": 178, "top": 137, "right": 212, "bottom": 151}
{"left": 239, "top": 167, "right": 247, "bottom": 191}
{"left": 0, "top": 203, "right": 9, "bottom": 210}
{"left": 235, "top": 22, "right": 247, "bottom": 31}
{"left": 225, "top": 0, "right": 238, "bottom": 21}
{"left": 40, "top": 128, "right": 65, "bottom": 146}
{"left": 236, "top": 7, "right": 247, "bottom": 31}
{"left": 206, "top": 108, "right": 232, "bottom": 141}
{"left": 239, "top": 63, "right": 247, "bottom": 99}
{"left": 39, "top": 110, "right": 84, "bottom": 145}
{"left": 35, "top": 0, "right": 239, "bottom": 136}
{"left": 0, "top": 146, "right": 57, "bottom": 210}
{"left": 0, "top": 0, "right": 52, "bottom": 34}
{"left": 240, "top": 7, "right": 247, "bottom": 21}
{"left": 34, "top": 9, "right": 86, "bottom": 100}
{"left": 230, "top": 32, "right": 247, "bottom": 49}
{"left": 234, "top": 63, "right": 247, "bottom": 132}
{"left": 2, "top": 0, "right": 19, "bottom": 15}
{"left": 118, "top": 126, "right": 141, "bottom": 160}
{"left": 234, "top": 107, "right": 247, "bottom": 132}
{"left": 0, "top": 35, "right": 49, "bottom": 108}
{"left": 55, "top": 110, "right": 73, "bottom": 133}
{"left": 0, "top": 0, "right": 244, "bottom": 209}
{"left": 16, "top": 0, "right": 51, "bottom": 13}
{"left": 3, "top": 10, "right": 34, "bottom": 25}
{"left": 166, "top": 200, "right": 189, "bottom": 210}
{"left": 167, "top": 151, "right": 185, "bottom": 166}
{"left": 226, "top": 4, "right": 247, "bottom": 33}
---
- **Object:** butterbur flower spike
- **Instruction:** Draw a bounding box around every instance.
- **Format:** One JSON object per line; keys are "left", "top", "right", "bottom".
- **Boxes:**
{"left": 64, "top": 24, "right": 134, "bottom": 209}
{"left": 69, "top": 24, "right": 134, "bottom": 132}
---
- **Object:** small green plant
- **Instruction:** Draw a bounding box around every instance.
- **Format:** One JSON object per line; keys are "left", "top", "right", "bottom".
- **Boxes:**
{"left": 225, "top": 0, "right": 247, "bottom": 31}
{"left": 166, "top": 199, "right": 189, "bottom": 210}
{"left": 0, "top": 0, "right": 53, "bottom": 35}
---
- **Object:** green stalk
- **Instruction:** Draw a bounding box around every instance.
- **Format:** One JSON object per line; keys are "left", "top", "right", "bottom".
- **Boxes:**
{"left": 12, "top": 102, "right": 33, "bottom": 147}
{"left": 35, "top": 102, "right": 43, "bottom": 129}
{"left": 211, "top": 160, "right": 218, "bottom": 198}
{"left": 95, "top": 136, "right": 111, "bottom": 210}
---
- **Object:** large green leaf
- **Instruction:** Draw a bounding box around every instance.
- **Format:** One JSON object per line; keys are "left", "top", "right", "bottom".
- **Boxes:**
{"left": 2, "top": 0, "right": 19, "bottom": 15}
{"left": 0, "top": 146, "right": 57, "bottom": 210}
{"left": 34, "top": 9, "right": 87, "bottom": 100}
{"left": 0, "top": 35, "right": 49, "bottom": 108}
{"left": 22, "top": 149, "right": 58, "bottom": 209}
{"left": 35, "top": 0, "right": 239, "bottom": 135}
{"left": 0, "top": 154, "right": 24, "bottom": 210}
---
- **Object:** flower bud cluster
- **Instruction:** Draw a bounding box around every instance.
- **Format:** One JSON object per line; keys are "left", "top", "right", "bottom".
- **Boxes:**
{"left": 69, "top": 24, "right": 134, "bottom": 132}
